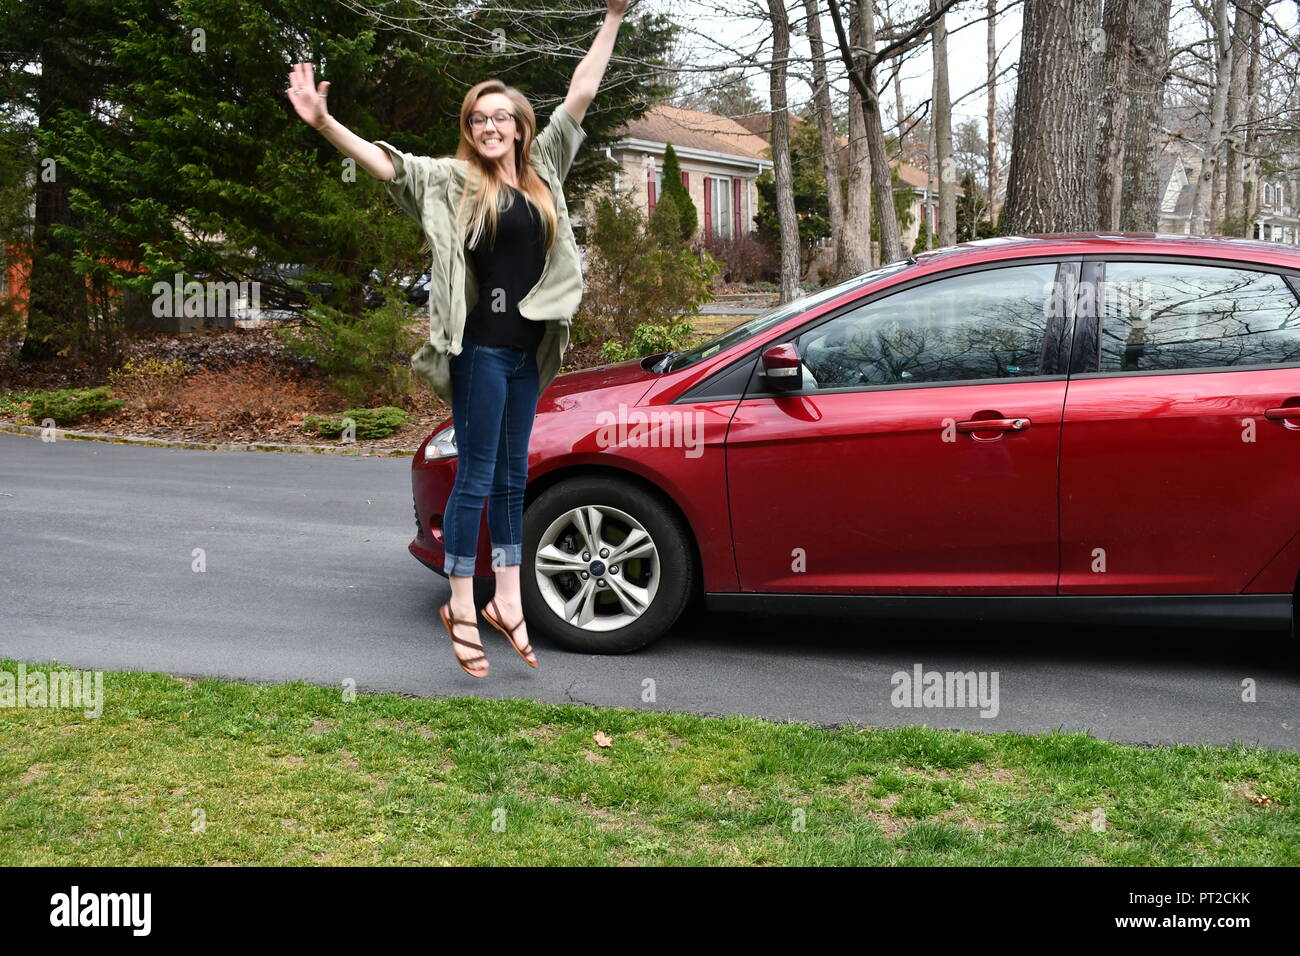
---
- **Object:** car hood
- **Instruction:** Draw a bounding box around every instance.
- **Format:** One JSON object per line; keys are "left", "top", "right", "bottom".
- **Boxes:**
{"left": 539, "top": 355, "right": 660, "bottom": 410}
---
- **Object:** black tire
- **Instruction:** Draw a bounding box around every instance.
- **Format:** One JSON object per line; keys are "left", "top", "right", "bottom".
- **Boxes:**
{"left": 522, "top": 476, "right": 696, "bottom": 653}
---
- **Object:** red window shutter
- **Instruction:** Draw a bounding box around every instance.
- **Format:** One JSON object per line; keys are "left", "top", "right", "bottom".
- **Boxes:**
{"left": 682, "top": 170, "right": 688, "bottom": 189}
{"left": 703, "top": 177, "right": 712, "bottom": 250}
{"left": 733, "top": 178, "right": 741, "bottom": 236}
{"left": 648, "top": 165, "right": 656, "bottom": 214}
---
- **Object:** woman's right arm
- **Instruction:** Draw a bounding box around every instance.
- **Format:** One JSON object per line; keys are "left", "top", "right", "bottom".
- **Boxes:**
{"left": 286, "top": 61, "right": 396, "bottom": 181}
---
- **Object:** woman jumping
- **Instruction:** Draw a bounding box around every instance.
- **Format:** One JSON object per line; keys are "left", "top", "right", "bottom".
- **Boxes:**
{"left": 288, "top": 1, "right": 628, "bottom": 676}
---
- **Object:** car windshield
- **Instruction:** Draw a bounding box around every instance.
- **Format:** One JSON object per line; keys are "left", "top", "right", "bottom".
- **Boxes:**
{"left": 662, "top": 259, "right": 916, "bottom": 373}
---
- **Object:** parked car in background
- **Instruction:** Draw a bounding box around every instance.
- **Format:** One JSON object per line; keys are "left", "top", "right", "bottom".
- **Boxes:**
{"left": 409, "top": 234, "right": 1300, "bottom": 653}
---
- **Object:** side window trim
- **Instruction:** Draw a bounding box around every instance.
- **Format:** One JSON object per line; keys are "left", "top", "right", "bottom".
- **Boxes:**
{"left": 738, "top": 256, "right": 1078, "bottom": 399}
{"left": 1072, "top": 254, "right": 1300, "bottom": 380}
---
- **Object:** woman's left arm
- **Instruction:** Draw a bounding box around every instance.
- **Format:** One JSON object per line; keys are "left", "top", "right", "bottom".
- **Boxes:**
{"left": 561, "top": 0, "right": 629, "bottom": 125}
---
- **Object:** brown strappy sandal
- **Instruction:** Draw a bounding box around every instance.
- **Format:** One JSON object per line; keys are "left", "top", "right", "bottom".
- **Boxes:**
{"left": 482, "top": 599, "right": 538, "bottom": 668}
{"left": 440, "top": 602, "right": 488, "bottom": 677}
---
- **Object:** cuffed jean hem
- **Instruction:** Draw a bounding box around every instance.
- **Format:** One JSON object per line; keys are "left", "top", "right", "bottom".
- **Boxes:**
{"left": 443, "top": 552, "right": 479, "bottom": 577}
{"left": 491, "top": 542, "right": 523, "bottom": 568}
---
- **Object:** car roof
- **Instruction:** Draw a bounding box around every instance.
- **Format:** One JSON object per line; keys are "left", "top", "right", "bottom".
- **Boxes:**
{"left": 904, "top": 233, "right": 1300, "bottom": 271}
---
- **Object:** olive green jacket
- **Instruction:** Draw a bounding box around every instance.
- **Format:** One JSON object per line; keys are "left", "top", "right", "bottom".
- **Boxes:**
{"left": 373, "top": 103, "right": 588, "bottom": 403}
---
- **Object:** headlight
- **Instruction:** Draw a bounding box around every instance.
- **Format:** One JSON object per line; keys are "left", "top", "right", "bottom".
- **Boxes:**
{"left": 423, "top": 423, "right": 457, "bottom": 460}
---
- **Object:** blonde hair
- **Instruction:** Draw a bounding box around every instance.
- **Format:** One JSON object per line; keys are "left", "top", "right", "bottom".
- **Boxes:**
{"left": 431, "top": 79, "right": 559, "bottom": 258}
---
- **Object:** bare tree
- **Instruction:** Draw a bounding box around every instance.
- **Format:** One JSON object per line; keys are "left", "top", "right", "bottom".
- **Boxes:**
{"left": 767, "top": 0, "right": 803, "bottom": 300}
{"left": 845, "top": 66, "right": 875, "bottom": 271}
{"left": 802, "top": 0, "right": 862, "bottom": 279}
{"left": 932, "top": 0, "right": 956, "bottom": 246}
{"left": 1001, "top": 0, "right": 1105, "bottom": 233}
{"left": 1223, "top": 1, "right": 1258, "bottom": 231}
{"left": 1241, "top": 0, "right": 1264, "bottom": 225}
{"left": 1095, "top": 0, "right": 1136, "bottom": 229}
{"left": 1189, "top": 0, "right": 1234, "bottom": 234}
{"left": 987, "top": 0, "right": 1000, "bottom": 224}
{"left": 826, "top": 0, "right": 960, "bottom": 262}
{"left": 1117, "top": 0, "right": 1170, "bottom": 230}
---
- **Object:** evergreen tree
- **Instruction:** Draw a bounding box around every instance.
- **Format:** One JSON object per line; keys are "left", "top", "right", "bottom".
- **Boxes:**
{"left": 657, "top": 144, "right": 696, "bottom": 243}
{"left": 0, "top": 0, "right": 677, "bottom": 364}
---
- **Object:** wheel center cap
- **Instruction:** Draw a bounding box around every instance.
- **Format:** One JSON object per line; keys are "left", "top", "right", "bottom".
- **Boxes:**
{"left": 589, "top": 560, "right": 606, "bottom": 577}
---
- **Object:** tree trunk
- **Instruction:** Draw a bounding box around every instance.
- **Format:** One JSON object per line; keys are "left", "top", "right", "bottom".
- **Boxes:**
{"left": 932, "top": 0, "right": 956, "bottom": 246}
{"left": 1242, "top": 1, "right": 1262, "bottom": 229}
{"left": 1095, "top": 0, "right": 1136, "bottom": 230}
{"left": 986, "top": 0, "right": 999, "bottom": 225}
{"left": 1117, "top": 0, "right": 1170, "bottom": 230}
{"left": 1189, "top": 0, "right": 1232, "bottom": 235}
{"left": 803, "top": 0, "right": 855, "bottom": 279}
{"left": 21, "top": 32, "right": 91, "bottom": 361}
{"left": 925, "top": 113, "right": 936, "bottom": 250}
{"left": 1001, "top": 0, "right": 1105, "bottom": 234}
{"left": 859, "top": 0, "right": 904, "bottom": 262}
{"left": 766, "top": 0, "right": 802, "bottom": 301}
{"left": 1223, "top": 1, "right": 1253, "bottom": 232}
{"left": 842, "top": 0, "right": 873, "bottom": 274}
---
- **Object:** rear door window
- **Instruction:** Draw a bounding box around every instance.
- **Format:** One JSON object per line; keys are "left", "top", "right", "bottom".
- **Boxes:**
{"left": 1097, "top": 261, "right": 1300, "bottom": 372}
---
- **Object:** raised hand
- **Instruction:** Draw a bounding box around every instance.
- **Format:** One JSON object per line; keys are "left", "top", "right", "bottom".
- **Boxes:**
{"left": 286, "top": 61, "right": 330, "bottom": 130}
{"left": 606, "top": 0, "right": 629, "bottom": 15}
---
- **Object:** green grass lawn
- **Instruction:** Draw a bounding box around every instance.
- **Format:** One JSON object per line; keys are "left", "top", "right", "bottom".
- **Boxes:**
{"left": 689, "top": 314, "right": 743, "bottom": 339}
{"left": 2, "top": 660, "right": 1296, "bottom": 866}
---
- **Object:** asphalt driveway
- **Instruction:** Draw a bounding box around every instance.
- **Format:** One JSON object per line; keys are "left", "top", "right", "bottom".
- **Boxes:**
{"left": 1, "top": 431, "right": 1296, "bottom": 750}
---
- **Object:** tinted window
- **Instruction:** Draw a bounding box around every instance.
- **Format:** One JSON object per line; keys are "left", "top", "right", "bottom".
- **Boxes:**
{"left": 795, "top": 263, "right": 1057, "bottom": 389}
{"left": 1099, "top": 262, "right": 1300, "bottom": 372}
{"left": 664, "top": 259, "right": 915, "bottom": 372}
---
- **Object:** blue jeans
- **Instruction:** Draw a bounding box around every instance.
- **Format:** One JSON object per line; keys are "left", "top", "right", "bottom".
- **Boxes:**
{"left": 442, "top": 339, "right": 540, "bottom": 577}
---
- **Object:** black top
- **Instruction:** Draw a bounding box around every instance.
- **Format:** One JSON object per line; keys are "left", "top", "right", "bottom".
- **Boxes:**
{"left": 464, "top": 185, "right": 547, "bottom": 351}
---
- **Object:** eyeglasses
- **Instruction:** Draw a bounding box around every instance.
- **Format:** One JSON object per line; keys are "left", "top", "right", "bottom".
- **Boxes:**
{"left": 469, "top": 110, "right": 515, "bottom": 129}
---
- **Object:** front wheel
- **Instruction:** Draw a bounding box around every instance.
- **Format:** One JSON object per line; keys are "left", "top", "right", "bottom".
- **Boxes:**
{"left": 522, "top": 477, "right": 695, "bottom": 653}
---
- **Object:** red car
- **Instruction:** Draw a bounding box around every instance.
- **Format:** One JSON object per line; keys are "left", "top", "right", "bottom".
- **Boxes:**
{"left": 410, "top": 234, "right": 1300, "bottom": 653}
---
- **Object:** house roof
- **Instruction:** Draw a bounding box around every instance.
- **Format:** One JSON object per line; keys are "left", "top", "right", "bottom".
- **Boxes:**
{"left": 619, "top": 105, "right": 963, "bottom": 194}
{"left": 615, "top": 105, "right": 773, "bottom": 161}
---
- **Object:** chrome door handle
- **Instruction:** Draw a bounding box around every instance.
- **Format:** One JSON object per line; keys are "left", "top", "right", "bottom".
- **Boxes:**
{"left": 955, "top": 417, "right": 1032, "bottom": 433}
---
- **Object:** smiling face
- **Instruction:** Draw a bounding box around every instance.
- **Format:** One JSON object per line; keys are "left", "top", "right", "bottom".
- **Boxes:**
{"left": 469, "top": 92, "right": 520, "bottom": 164}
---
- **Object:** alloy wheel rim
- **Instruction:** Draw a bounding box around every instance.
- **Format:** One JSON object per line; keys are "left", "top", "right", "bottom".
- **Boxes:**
{"left": 534, "top": 504, "right": 659, "bottom": 632}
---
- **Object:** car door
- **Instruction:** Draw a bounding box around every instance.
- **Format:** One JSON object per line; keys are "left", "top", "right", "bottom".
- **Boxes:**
{"left": 724, "top": 258, "right": 1076, "bottom": 595}
{"left": 1059, "top": 256, "right": 1300, "bottom": 594}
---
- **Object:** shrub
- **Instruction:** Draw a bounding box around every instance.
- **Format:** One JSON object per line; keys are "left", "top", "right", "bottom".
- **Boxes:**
{"left": 599, "top": 320, "right": 697, "bottom": 364}
{"left": 275, "top": 287, "right": 421, "bottom": 406}
{"left": 707, "top": 231, "right": 778, "bottom": 284}
{"left": 24, "top": 386, "right": 124, "bottom": 426}
{"left": 107, "top": 357, "right": 188, "bottom": 413}
{"left": 302, "top": 406, "right": 409, "bottom": 440}
{"left": 576, "top": 189, "right": 719, "bottom": 349}
{"left": 178, "top": 365, "right": 315, "bottom": 430}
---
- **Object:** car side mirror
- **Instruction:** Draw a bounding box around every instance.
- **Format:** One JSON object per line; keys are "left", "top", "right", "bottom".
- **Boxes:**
{"left": 761, "top": 343, "right": 803, "bottom": 391}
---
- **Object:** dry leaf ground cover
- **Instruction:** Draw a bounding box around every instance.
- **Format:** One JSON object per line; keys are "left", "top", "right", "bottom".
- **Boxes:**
{"left": 2, "top": 661, "right": 1296, "bottom": 866}
{"left": 0, "top": 316, "right": 755, "bottom": 452}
